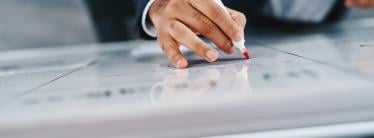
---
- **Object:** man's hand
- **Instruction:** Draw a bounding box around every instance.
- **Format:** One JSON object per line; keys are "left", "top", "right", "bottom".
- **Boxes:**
{"left": 149, "top": 0, "right": 246, "bottom": 69}
{"left": 346, "top": 0, "right": 374, "bottom": 8}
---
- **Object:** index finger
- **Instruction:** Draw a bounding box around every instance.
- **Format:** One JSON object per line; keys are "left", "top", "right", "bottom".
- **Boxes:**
{"left": 189, "top": 0, "right": 243, "bottom": 42}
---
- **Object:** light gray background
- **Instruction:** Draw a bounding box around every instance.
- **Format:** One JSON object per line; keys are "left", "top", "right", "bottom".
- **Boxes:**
{"left": 0, "top": 0, "right": 96, "bottom": 51}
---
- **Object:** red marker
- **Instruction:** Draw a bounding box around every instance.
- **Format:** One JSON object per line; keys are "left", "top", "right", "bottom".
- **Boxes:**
{"left": 233, "top": 39, "right": 251, "bottom": 59}
{"left": 242, "top": 49, "right": 250, "bottom": 59}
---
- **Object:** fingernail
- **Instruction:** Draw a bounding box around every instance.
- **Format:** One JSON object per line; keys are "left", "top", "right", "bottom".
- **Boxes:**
{"left": 234, "top": 31, "right": 243, "bottom": 42}
{"left": 206, "top": 50, "right": 218, "bottom": 62}
{"left": 176, "top": 59, "right": 187, "bottom": 69}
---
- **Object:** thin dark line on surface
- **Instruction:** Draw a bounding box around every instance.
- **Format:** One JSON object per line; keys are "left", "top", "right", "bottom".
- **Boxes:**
{"left": 0, "top": 60, "right": 98, "bottom": 106}
{"left": 360, "top": 44, "right": 374, "bottom": 47}
{"left": 253, "top": 40, "right": 374, "bottom": 83}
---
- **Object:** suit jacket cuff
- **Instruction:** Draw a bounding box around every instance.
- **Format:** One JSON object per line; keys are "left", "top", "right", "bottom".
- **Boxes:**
{"left": 141, "top": 0, "right": 157, "bottom": 38}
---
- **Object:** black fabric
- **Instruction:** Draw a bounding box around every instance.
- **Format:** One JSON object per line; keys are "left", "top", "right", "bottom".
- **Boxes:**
{"left": 135, "top": 0, "right": 154, "bottom": 40}
{"left": 324, "top": 0, "right": 348, "bottom": 23}
{"left": 85, "top": 0, "right": 136, "bottom": 42}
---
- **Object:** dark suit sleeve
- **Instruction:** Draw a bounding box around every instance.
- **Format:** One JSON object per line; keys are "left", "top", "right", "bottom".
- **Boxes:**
{"left": 85, "top": 0, "right": 136, "bottom": 42}
{"left": 136, "top": 0, "right": 154, "bottom": 39}
{"left": 223, "top": 0, "right": 268, "bottom": 23}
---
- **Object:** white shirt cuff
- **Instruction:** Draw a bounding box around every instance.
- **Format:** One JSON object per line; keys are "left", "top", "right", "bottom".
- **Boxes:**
{"left": 141, "top": 0, "right": 157, "bottom": 38}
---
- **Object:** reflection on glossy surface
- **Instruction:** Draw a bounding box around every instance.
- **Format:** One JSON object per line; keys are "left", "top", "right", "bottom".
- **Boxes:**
{"left": 350, "top": 45, "right": 374, "bottom": 77}
{"left": 150, "top": 60, "right": 252, "bottom": 104}
{"left": 257, "top": 27, "right": 374, "bottom": 80}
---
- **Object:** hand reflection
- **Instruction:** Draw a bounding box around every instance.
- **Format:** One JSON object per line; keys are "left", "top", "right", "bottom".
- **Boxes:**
{"left": 150, "top": 60, "right": 252, "bottom": 104}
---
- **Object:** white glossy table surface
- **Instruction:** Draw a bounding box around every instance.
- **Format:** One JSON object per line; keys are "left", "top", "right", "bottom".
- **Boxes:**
{"left": 2, "top": 18, "right": 374, "bottom": 138}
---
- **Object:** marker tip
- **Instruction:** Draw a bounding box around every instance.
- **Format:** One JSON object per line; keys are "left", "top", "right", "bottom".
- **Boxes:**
{"left": 242, "top": 49, "right": 250, "bottom": 59}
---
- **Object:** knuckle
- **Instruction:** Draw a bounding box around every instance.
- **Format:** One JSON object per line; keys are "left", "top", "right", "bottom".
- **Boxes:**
{"left": 169, "top": 21, "right": 177, "bottom": 30}
{"left": 200, "top": 22, "right": 215, "bottom": 35}
{"left": 173, "top": 32, "right": 184, "bottom": 41}
{"left": 150, "top": 0, "right": 170, "bottom": 15}
{"left": 210, "top": 5, "right": 223, "bottom": 19}
{"left": 192, "top": 12, "right": 216, "bottom": 35}
{"left": 192, "top": 11, "right": 202, "bottom": 21}
{"left": 168, "top": 0, "right": 182, "bottom": 11}
{"left": 239, "top": 13, "right": 247, "bottom": 24}
{"left": 169, "top": 22, "right": 186, "bottom": 40}
{"left": 169, "top": 21, "right": 181, "bottom": 34}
